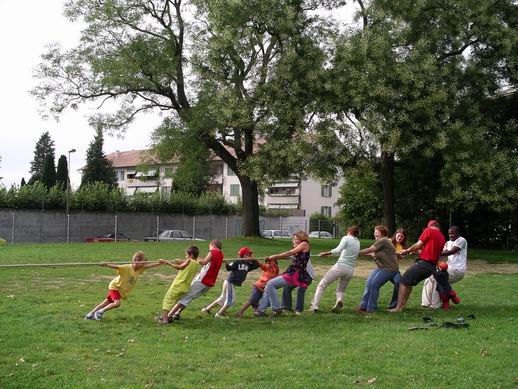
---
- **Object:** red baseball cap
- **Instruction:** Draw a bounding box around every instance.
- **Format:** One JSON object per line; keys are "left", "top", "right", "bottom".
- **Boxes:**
{"left": 238, "top": 247, "right": 253, "bottom": 257}
{"left": 427, "top": 220, "right": 440, "bottom": 228}
{"left": 438, "top": 262, "right": 448, "bottom": 270}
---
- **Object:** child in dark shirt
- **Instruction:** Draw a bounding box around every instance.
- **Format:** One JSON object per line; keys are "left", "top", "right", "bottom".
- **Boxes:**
{"left": 201, "top": 246, "right": 259, "bottom": 318}
{"left": 433, "top": 262, "right": 461, "bottom": 310}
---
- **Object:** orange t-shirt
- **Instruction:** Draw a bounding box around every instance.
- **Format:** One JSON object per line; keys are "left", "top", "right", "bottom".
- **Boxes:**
{"left": 254, "top": 260, "right": 280, "bottom": 290}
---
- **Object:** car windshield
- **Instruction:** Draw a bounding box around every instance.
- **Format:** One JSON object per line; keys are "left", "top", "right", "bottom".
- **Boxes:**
{"left": 159, "top": 231, "right": 170, "bottom": 238}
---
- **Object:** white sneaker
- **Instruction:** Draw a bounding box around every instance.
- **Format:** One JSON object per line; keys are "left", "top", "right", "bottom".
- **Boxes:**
{"left": 201, "top": 307, "right": 211, "bottom": 314}
{"left": 214, "top": 312, "right": 226, "bottom": 318}
{"left": 94, "top": 311, "right": 103, "bottom": 320}
{"left": 84, "top": 312, "right": 95, "bottom": 320}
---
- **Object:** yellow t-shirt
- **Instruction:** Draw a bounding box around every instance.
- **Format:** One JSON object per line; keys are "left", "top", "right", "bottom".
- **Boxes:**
{"left": 395, "top": 243, "right": 404, "bottom": 254}
{"left": 171, "top": 259, "right": 200, "bottom": 293}
{"left": 108, "top": 264, "right": 145, "bottom": 299}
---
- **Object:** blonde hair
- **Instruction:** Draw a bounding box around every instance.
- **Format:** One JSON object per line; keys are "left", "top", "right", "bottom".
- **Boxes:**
{"left": 293, "top": 231, "right": 309, "bottom": 242}
{"left": 132, "top": 250, "right": 147, "bottom": 262}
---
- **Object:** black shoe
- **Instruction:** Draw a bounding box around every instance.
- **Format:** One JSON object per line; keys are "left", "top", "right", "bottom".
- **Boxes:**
{"left": 331, "top": 301, "right": 343, "bottom": 313}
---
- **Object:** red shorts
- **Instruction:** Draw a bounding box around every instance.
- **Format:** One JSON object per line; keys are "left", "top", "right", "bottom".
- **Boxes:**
{"left": 106, "top": 289, "right": 121, "bottom": 302}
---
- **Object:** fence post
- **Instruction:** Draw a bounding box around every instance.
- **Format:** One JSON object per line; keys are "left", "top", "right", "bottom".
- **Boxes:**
{"left": 114, "top": 215, "right": 118, "bottom": 243}
{"left": 11, "top": 212, "right": 15, "bottom": 245}
{"left": 66, "top": 214, "right": 71, "bottom": 244}
{"left": 279, "top": 216, "right": 283, "bottom": 232}
{"left": 225, "top": 217, "right": 228, "bottom": 239}
{"left": 318, "top": 219, "right": 321, "bottom": 238}
{"left": 305, "top": 218, "right": 308, "bottom": 233}
{"left": 156, "top": 216, "right": 160, "bottom": 242}
{"left": 333, "top": 221, "right": 336, "bottom": 238}
{"left": 193, "top": 217, "right": 196, "bottom": 241}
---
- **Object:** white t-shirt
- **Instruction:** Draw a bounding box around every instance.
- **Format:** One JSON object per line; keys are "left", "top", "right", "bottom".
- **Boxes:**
{"left": 331, "top": 235, "right": 360, "bottom": 268}
{"left": 445, "top": 236, "right": 468, "bottom": 272}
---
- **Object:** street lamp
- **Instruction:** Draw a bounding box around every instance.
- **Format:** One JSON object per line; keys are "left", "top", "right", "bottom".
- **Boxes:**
{"left": 66, "top": 149, "right": 76, "bottom": 215}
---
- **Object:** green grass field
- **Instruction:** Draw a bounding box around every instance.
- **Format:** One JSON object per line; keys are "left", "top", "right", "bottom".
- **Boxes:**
{"left": 1, "top": 239, "right": 517, "bottom": 388}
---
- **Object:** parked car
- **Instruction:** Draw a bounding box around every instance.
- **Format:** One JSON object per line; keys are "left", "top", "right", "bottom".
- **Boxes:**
{"left": 143, "top": 231, "right": 164, "bottom": 242}
{"left": 85, "top": 233, "right": 132, "bottom": 243}
{"left": 144, "top": 230, "right": 205, "bottom": 241}
{"left": 261, "top": 230, "right": 292, "bottom": 239}
{"left": 308, "top": 231, "right": 333, "bottom": 239}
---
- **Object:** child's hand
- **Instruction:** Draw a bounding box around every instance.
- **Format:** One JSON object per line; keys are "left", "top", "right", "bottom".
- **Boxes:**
{"left": 100, "top": 262, "right": 107, "bottom": 266}
{"left": 159, "top": 259, "right": 168, "bottom": 265}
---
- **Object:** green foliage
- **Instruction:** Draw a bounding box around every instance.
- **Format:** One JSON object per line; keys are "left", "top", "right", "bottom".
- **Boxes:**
{"left": 153, "top": 120, "right": 212, "bottom": 196}
{"left": 41, "top": 153, "right": 57, "bottom": 189}
{"left": 0, "top": 181, "right": 236, "bottom": 214}
{"left": 55, "top": 155, "right": 68, "bottom": 188}
{"left": 73, "top": 182, "right": 123, "bottom": 212}
{"left": 337, "top": 163, "right": 383, "bottom": 237}
{"left": 81, "top": 127, "right": 117, "bottom": 189}
{"left": 28, "top": 132, "right": 55, "bottom": 185}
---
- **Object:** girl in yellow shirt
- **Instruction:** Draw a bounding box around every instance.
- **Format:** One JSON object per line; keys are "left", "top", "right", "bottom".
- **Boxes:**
{"left": 85, "top": 250, "right": 162, "bottom": 320}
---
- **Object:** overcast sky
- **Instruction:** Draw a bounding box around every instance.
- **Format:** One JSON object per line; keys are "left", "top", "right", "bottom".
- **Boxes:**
{"left": 0, "top": 0, "right": 356, "bottom": 189}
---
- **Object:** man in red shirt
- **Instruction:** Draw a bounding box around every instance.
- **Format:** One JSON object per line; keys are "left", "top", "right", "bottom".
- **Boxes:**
{"left": 389, "top": 220, "right": 446, "bottom": 312}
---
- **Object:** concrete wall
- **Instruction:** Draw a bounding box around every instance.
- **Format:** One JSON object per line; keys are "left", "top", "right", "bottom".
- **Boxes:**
{"left": 0, "top": 209, "right": 324, "bottom": 244}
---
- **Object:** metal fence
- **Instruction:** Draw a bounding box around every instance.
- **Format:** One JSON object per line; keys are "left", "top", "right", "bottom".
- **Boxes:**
{"left": 0, "top": 209, "right": 342, "bottom": 244}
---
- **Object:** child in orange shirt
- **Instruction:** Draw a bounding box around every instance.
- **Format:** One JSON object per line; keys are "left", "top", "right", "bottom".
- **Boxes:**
{"left": 235, "top": 257, "right": 279, "bottom": 317}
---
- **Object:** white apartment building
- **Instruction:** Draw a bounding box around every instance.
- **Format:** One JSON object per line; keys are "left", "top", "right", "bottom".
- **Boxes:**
{"left": 106, "top": 149, "right": 342, "bottom": 217}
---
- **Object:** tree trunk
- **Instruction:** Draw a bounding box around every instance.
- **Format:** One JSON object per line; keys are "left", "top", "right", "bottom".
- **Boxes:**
{"left": 238, "top": 175, "right": 261, "bottom": 236}
{"left": 381, "top": 151, "right": 396, "bottom": 235}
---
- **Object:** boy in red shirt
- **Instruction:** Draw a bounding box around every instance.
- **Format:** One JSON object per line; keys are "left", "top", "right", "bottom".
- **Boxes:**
{"left": 389, "top": 220, "right": 446, "bottom": 312}
{"left": 235, "top": 257, "right": 279, "bottom": 317}
{"left": 166, "top": 239, "right": 224, "bottom": 321}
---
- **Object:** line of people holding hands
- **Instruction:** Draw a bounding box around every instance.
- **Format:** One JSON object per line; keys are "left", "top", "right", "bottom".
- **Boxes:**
{"left": 84, "top": 219, "right": 468, "bottom": 322}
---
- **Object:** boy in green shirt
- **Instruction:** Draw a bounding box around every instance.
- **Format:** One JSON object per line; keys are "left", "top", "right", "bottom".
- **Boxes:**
{"left": 157, "top": 245, "right": 200, "bottom": 324}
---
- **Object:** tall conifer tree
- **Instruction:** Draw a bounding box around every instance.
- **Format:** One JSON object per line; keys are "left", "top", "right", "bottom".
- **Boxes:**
{"left": 81, "top": 128, "right": 116, "bottom": 189}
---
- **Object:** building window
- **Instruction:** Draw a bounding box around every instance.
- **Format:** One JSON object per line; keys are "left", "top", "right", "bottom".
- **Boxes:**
{"left": 227, "top": 165, "right": 236, "bottom": 176}
{"left": 230, "top": 184, "right": 241, "bottom": 197}
{"left": 269, "top": 187, "right": 297, "bottom": 196}
{"left": 321, "top": 206, "right": 332, "bottom": 217}
{"left": 321, "top": 184, "right": 332, "bottom": 198}
{"left": 211, "top": 163, "right": 223, "bottom": 176}
{"left": 116, "top": 170, "right": 124, "bottom": 182}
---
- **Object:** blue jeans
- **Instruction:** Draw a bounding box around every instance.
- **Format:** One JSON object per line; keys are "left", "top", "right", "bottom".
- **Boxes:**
{"left": 257, "top": 276, "right": 290, "bottom": 312}
{"left": 360, "top": 268, "right": 400, "bottom": 312}
{"left": 282, "top": 285, "right": 307, "bottom": 312}
{"left": 388, "top": 272, "right": 401, "bottom": 309}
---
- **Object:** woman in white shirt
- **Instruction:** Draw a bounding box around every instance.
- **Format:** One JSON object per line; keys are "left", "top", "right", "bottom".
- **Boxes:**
{"left": 309, "top": 225, "right": 361, "bottom": 312}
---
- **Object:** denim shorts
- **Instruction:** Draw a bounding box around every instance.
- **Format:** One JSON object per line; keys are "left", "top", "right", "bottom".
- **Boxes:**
{"left": 248, "top": 286, "right": 264, "bottom": 307}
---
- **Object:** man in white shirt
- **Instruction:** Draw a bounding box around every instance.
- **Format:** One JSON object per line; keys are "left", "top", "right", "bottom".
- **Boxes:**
{"left": 421, "top": 226, "right": 468, "bottom": 309}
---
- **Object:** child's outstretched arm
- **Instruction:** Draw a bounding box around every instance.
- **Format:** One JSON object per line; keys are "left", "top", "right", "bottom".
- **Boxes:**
{"left": 197, "top": 251, "right": 213, "bottom": 266}
{"left": 161, "top": 258, "right": 192, "bottom": 270}
{"left": 141, "top": 261, "right": 162, "bottom": 270}
{"left": 100, "top": 262, "right": 120, "bottom": 269}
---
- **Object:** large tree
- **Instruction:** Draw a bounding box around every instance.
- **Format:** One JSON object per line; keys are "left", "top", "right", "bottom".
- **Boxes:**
{"left": 33, "top": 0, "right": 331, "bottom": 236}
{"left": 326, "top": 0, "right": 518, "bottom": 233}
{"left": 81, "top": 127, "right": 117, "bottom": 188}
{"left": 28, "top": 131, "right": 56, "bottom": 186}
